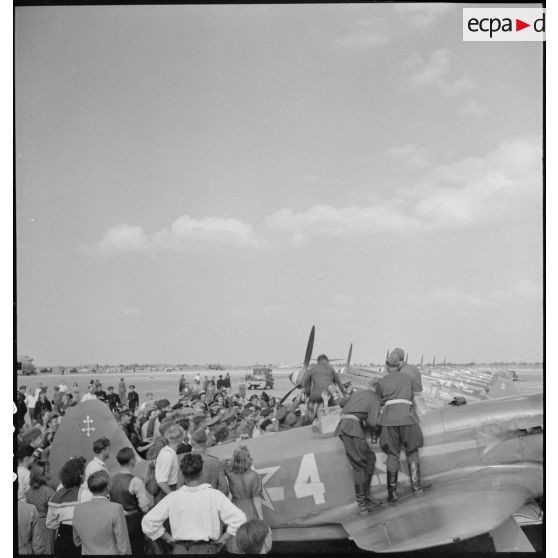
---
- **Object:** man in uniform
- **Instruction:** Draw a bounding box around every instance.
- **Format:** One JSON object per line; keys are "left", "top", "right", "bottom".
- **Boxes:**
{"left": 335, "top": 381, "right": 383, "bottom": 514}
{"left": 376, "top": 348, "right": 424, "bottom": 502}
{"left": 303, "top": 354, "right": 348, "bottom": 418}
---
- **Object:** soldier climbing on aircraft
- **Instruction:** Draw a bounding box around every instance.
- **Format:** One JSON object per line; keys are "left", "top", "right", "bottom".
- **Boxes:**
{"left": 376, "top": 348, "right": 424, "bottom": 503}
{"left": 303, "top": 354, "right": 348, "bottom": 419}
{"left": 335, "top": 379, "right": 383, "bottom": 514}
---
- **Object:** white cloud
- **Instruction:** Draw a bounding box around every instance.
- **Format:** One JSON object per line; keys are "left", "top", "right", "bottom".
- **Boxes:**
{"left": 408, "top": 48, "right": 450, "bottom": 88}
{"left": 406, "top": 49, "right": 476, "bottom": 97}
{"left": 386, "top": 144, "right": 430, "bottom": 169}
{"left": 334, "top": 18, "right": 390, "bottom": 51}
{"left": 265, "top": 137, "right": 541, "bottom": 243}
{"left": 95, "top": 214, "right": 260, "bottom": 254}
{"left": 393, "top": 4, "right": 456, "bottom": 29}
{"left": 96, "top": 225, "right": 149, "bottom": 253}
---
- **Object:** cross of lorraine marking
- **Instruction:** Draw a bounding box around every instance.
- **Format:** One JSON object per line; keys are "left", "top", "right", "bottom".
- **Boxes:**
{"left": 81, "top": 416, "right": 95, "bottom": 437}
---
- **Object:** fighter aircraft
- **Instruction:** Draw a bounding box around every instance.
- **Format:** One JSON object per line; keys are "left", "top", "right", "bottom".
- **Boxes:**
{"left": 48, "top": 327, "right": 543, "bottom": 552}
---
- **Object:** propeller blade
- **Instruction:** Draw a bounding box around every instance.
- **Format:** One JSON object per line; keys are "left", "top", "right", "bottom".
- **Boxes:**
{"left": 343, "top": 343, "right": 353, "bottom": 374}
{"left": 279, "top": 326, "right": 315, "bottom": 406}
{"left": 304, "top": 326, "right": 315, "bottom": 368}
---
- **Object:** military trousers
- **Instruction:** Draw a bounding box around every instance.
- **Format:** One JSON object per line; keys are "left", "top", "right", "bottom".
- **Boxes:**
{"left": 379, "top": 424, "right": 423, "bottom": 471}
{"left": 339, "top": 434, "right": 376, "bottom": 484}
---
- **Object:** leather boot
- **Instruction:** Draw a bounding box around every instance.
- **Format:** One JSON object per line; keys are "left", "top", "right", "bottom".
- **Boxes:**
{"left": 364, "top": 471, "right": 383, "bottom": 511}
{"left": 387, "top": 470, "right": 398, "bottom": 503}
{"left": 355, "top": 484, "right": 368, "bottom": 514}
{"left": 409, "top": 461, "right": 424, "bottom": 495}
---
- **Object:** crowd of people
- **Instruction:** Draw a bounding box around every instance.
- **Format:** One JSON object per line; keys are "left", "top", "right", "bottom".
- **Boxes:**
{"left": 15, "top": 370, "right": 327, "bottom": 555}
{"left": 16, "top": 348, "right": 424, "bottom": 555}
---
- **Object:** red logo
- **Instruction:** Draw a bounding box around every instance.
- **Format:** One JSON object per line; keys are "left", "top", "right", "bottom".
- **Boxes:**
{"left": 516, "top": 19, "right": 530, "bottom": 32}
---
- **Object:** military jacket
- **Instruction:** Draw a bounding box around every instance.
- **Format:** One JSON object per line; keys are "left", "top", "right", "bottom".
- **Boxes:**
{"left": 335, "top": 390, "right": 382, "bottom": 438}
{"left": 376, "top": 371, "right": 421, "bottom": 426}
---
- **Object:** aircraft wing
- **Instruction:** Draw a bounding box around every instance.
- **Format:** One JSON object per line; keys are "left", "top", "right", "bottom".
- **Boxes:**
{"left": 341, "top": 464, "right": 542, "bottom": 552}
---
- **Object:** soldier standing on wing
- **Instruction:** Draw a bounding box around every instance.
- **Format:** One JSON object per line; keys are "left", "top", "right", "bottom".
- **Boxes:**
{"left": 376, "top": 348, "right": 424, "bottom": 503}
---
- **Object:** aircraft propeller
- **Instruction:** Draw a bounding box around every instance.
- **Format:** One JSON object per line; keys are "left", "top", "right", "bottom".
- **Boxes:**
{"left": 279, "top": 325, "right": 315, "bottom": 405}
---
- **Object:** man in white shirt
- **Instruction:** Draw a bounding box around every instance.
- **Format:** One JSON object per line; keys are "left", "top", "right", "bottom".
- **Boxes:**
{"left": 85, "top": 437, "right": 111, "bottom": 480}
{"left": 154, "top": 424, "right": 184, "bottom": 504}
{"left": 80, "top": 437, "right": 111, "bottom": 501}
{"left": 81, "top": 384, "right": 98, "bottom": 402}
{"left": 58, "top": 380, "right": 68, "bottom": 393}
{"left": 25, "top": 390, "right": 37, "bottom": 425}
{"left": 142, "top": 453, "right": 246, "bottom": 554}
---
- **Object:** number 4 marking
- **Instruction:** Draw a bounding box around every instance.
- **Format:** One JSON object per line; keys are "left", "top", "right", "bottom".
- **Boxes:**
{"left": 294, "top": 453, "right": 326, "bottom": 505}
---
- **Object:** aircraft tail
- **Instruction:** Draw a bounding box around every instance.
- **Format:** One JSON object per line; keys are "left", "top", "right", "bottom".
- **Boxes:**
{"left": 49, "top": 400, "right": 148, "bottom": 485}
{"left": 487, "top": 371, "right": 519, "bottom": 398}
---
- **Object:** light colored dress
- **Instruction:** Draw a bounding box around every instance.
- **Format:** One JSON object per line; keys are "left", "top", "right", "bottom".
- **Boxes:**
{"left": 225, "top": 469, "right": 263, "bottom": 553}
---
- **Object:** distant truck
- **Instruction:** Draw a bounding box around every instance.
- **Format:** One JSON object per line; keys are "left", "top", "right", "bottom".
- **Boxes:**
{"left": 17, "top": 355, "right": 37, "bottom": 376}
{"left": 245, "top": 367, "right": 274, "bottom": 390}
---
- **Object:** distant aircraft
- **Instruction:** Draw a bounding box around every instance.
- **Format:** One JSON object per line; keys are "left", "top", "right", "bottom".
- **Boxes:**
{"left": 49, "top": 327, "right": 543, "bottom": 552}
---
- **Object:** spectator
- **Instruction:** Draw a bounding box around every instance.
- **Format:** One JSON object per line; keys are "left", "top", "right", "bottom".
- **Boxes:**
{"left": 145, "top": 419, "right": 174, "bottom": 460}
{"left": 46, "top": 457, "right": 87, "bottom": 557}
{"left": 17, "top": 445, "right": 35, "bottom": 502}
{"left": 26, "top": 388, "right": 38, "bottom": 424}
{"left": 118, "top": 408, "right": 140, "bottom": 448}
{"left": 72, "top": 470, "right": 131, "bottom": 555}
{"left": 106, "top": 386, "right": 121, "bottom": 412}
{"left": 34, "top": 391, "right": 53, "bottom": 426}
{"left": 154, "top": 424, "right": 184, "bottom": 504}
{"left": 85, "top": 437, "right": 111, "bottom": 482}
{"left": 26, "top": 461, "right": 56, "bottom": 554}
{"left": 225, "top": 446, "right": 264, "bottom": 552}
{"left": 81, "top": 384, "right": 97, "bottom": 402}
{"left": 51, "top": 385, "right": 64, "bottom": 413}
{"left": 21, "top": 426, "right": 44, "bottom": 451}
{"left": 110, "top": 447, "right": 153, "bottom": 555}
{"left": 118, "top": 378, "right": 127, "bottom": 402}
{"left": 18, "top": 500, "right": 44, "bottom": 555}
{"left": 238, "top": 379, "right": 247, "bottom": 402}
{"left": 127, "top": 385, "right": 140, "bottom": 413}
{"left": 141, "top": 453, "right": 246, "bottom": 554}
{"left": 138, "top": 392, "right": 155, "bottom": 415}
{"left": 235, "top": 519, "right": 273, "bottom": 554}
{"left": 189, "top": 429, "right": 229, "bottom": 495}
{"left": 16, "top": 386, "right": 28, "bottom": 430}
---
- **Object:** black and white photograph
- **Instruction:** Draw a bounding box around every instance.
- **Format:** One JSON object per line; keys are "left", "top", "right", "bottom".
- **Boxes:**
{"left": 14, "top": 3, "right": 544, "bottom": 555}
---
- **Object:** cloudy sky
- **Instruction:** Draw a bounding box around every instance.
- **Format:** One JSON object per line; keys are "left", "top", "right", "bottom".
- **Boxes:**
{"left": 15, "top": 4, "right": 543, "bottom": 366}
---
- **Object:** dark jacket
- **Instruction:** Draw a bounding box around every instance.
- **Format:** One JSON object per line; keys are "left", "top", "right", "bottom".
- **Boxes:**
{"left": 34, "top": 398, "right": 52, "bottom": 423}
{"left": 376, "top": 369, "right": 421, "bottom": 426}
{"left": 335, "top": 389, "right": 382, "bottom": 438}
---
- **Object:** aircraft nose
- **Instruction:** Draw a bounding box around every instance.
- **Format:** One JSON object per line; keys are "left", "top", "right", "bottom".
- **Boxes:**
{"left": 289, "top": 368, "right": 305, "bottom": 387}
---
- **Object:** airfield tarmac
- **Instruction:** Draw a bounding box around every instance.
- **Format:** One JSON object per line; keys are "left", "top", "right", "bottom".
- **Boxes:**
{"left": 16, "top": 365, "right": 543, "bottom": 554}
